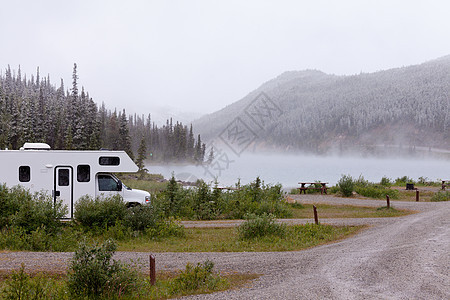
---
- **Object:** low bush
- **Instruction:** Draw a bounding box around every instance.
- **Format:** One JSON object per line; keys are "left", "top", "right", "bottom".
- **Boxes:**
{"left": 355, "top": 186, "right": 399, "bottom": 199}
{"left": 0, "top": 185, "right": 67, "bottom": 233}
{"left": 123, "top": 204, "right": 158, "bottom": 231}
{"left": 395, "top": 176, "right": 414, "bottom": 185}
{"left": 170, "top": 260, "right": 225, "bottom": 294}
{"left": 238, "top": 213, "right": 286, "bottom": 240}
{"left": 67, "top": 239, "right": 139, "bottom": 299}
{"left": 221, "top": 179, "right": 291, "bottom": 219}
{"left": 338, "top": 175, "right": 354, "bottom": 197}
{"left": 145, "top": 217, "right": 185, "bottom": 239}
{"left": 1, "top": 264, "right": 65, "bottom": 300}
{"left": 430, "top": 191, "right": 450, "bottom": 202}
{"left": 380, "top": 176, "right": 392, "bottom": 187}
{"left": 74, "top": 195, "right": 128, "bottom": 229}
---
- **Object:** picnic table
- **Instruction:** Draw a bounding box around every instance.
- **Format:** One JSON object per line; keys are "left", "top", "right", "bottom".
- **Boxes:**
{"left": 298, "top": 182, "right": 328, "bottom": 195}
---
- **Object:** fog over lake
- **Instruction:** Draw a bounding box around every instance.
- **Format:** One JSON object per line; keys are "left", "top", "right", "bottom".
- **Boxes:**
{"left": 147, "top": 153, "right": 449, "bottom": 188}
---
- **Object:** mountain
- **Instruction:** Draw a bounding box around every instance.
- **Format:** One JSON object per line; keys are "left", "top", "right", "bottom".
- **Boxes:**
{"left": 194, "top": 56, "right": 450, "bottom": 155}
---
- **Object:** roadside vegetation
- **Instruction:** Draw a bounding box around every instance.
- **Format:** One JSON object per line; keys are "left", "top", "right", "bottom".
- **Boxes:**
{"left": 323, "top": 175, "right": 446, "bottom": 201}
{"left": 1, "top": 173, "right": 432, "bottom": 253}
{"left": 430, "top": 190, "right": 450, "bottom": 201}
{"left": 0, "top": 239, "right": 253, "bottom": 300}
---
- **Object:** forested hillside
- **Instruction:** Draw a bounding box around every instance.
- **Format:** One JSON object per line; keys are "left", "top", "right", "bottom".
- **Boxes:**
{"left": 0, "top": 64, "right": 206, "bottom": 163}
{"left": 194, "top": 56, "right": 450, "bottom": 154}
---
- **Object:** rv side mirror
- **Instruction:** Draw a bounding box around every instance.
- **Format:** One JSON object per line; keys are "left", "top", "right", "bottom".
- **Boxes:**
{"left": 117, "top": 180, "right": 122, "bottom": 191}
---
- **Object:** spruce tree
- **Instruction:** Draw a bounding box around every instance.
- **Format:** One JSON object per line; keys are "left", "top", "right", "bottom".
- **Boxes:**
{"left": 118, "top": 109, "right": 134, "bottom": 160}
{"left": 207, "top": 147, "right": 214, "bottom": 164}
{"left": 136, "top": 136, "right": 148, "bottom": 175}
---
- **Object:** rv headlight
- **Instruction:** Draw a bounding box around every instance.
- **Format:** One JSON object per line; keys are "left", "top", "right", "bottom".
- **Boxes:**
{"left": 145, "top": 195, "right": 151, "bottom": 204}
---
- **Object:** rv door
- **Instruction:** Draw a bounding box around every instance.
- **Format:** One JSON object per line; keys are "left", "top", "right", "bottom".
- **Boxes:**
{"left": 54, "top": 166, "right": 73, "bottom": 219}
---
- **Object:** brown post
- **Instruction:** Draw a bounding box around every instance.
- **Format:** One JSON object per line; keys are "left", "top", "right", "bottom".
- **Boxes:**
{"left": 150, "top": 255, "right": 156, "bottom": 285}
{"left": 386, "top": 195, "right": 390, "bottom": 209}
{"left": 313, "top": 205, "right": 319, "bottom": 225}
{"left": 416, "top": 190, "right": 419, "bottom": 202}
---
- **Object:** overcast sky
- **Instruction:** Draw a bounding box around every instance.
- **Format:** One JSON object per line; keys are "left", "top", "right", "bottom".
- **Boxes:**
{"left": 1, "top": 0, "right": 449, "bottom": 122}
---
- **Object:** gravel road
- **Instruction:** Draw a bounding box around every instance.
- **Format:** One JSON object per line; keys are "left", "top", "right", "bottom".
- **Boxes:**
{"left": 0, "top": 196, "right": 448, "bottom": 299}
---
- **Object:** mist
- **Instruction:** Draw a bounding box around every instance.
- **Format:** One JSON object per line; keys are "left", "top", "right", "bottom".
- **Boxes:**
{"left": 147, "top": 152, "right": 450, "bottom": 188}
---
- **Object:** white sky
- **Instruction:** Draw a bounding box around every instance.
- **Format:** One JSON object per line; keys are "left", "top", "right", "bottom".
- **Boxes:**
{"left": 1, "top": 0, "right": 449, "bottom": 120}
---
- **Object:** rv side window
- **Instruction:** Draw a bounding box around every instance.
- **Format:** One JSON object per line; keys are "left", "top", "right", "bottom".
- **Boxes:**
{"left": 19, "top": 166, "right": 31, "bottom": 182}
{"left": 99, "top": 157, "right": 120, "bottom": 166}
{"left": 58, "top": 169, "right": 70, "bottom": 186}
{"left": 77, "top": 165, "right": 90, "bottom": 182}
{"left": 98, "top": 174, "right": 120, "bottom": 191}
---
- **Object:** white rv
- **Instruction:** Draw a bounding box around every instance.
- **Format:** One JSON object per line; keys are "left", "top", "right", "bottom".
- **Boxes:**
{"left": 0, "top": 143, "right": 151, "bottom": 218}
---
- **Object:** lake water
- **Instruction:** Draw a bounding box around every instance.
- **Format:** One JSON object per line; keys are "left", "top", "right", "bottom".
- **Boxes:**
{"left": 147, "top": 153, "right": 449, "bottom": 189}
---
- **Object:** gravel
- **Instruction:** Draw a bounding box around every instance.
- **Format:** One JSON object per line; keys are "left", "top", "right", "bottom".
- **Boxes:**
{"left": 0, "top": 196, "right": 448, "bottom": 299}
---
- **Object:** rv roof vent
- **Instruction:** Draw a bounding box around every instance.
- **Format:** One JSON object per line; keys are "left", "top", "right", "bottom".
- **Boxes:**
{"left": 22, "top": 143, "right": 51, "bottom": 150}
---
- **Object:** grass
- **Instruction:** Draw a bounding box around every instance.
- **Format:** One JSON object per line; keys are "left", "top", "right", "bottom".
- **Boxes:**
{"left": 142, "top": 271, "right": 259, "bottom": 299}
{"left": 117, "top": 224, "right": 363, "bottom": 252}
{"left": 121, "top": 178, "right": 168, "bottom": 193}
{"left": 0, "top": 268, "right": 259, "bottom": 300}
{"left": 290, "top": 204, "right": 413, "bottom": 219}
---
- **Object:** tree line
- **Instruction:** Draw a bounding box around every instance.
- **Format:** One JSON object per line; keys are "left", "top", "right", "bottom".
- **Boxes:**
{"left": 0, "top": 64, "right": 207, "bottom": 163}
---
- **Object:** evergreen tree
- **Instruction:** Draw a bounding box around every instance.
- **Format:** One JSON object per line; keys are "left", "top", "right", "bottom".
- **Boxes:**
{"left": 187, "top": 124, "right": 195, "bottom": 159}
{"left": 118, "top": 109, "right": 134, "bottom": 160}
{"left": 207, "top": 147, "right": 214, "bottom": 164}
{"left": 65, "top": 125, "right": 73, "bottom": 150}
{"left": 194, "top": 134, "right": 202, "bottom": 162}
{"left": 136, "top": 136, "right": 147, "bottom": 175}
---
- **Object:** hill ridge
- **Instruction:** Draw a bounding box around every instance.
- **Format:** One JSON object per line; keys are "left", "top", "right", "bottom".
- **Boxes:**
{"left": 194, "top": 55, "right": 450, "bottom": 154}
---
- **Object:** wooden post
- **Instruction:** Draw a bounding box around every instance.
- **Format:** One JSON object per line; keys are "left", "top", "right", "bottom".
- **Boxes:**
{"left": 386, "top": 195, "right": 390, "bottom": 209}
{"left": 416, "top": 190, "right": 419, "bottom": 202}
{"left": 313, "top": 205, "right": 319, "bottom": 225}
{"left": 150, "top": 255, "right": 156, "bottom": 285}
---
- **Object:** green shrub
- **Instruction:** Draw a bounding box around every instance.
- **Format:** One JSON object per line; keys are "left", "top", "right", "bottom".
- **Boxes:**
{"left": 395, "top": 176, "right": 414, "bottom": 185}
{"left": 353, "top": 175, "right": 369, "bottom": 188}
{"left": 123, "top": 204, "right": 158, "bottom": 231}
{"left": 145, "top": 217, "right": 185, "bottom": 239}
{"left": 67, "top": 239, "right": 139, "bottom": 299}
{"left": 74, "top": 195, "right": 127, "bottom": 229}
{"left": 161, "top": 175, "right": 187, "bottom": 217}
{"left": 328, "top": 185, "right": 340, "bottom": 194}
{"left": 10, "top": 193, "right": 67, "bottom": 234}
{"left": 191, "top": 180, "right": 220, "bottom": 220}
{"left": 238, "top": 213, "right": 286, "bottom": 240}
{"left": 1, "top": 264, "right": 69, "bottom": 300}
{"left": 431, "top": 191, "right": 450, "bottom": 202}
{"left": 170, "top": 260, "right": 225, "bottom": 294}
{"left": 355, "top": 186, "right": 399, "bottom": 199}
{"left": 338, "top": 175, "right": 354, "bottom": 197}
{"left": 0, "top": 185, "right": 67, "bottom": 233}
{"left": 380, "top": 176, "right": 392, "bottom": 187}
{"left": 2, "top": 264, "right": 44, "bottom": 300}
